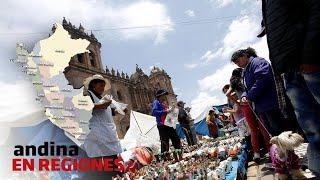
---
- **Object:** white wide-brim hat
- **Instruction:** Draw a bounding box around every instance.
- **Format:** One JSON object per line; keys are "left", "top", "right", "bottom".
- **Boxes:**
{"left": 83, "top": 74, "right": 111, "bottom": 96}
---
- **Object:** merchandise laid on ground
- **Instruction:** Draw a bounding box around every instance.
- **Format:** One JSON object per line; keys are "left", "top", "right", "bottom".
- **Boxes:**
{"left": 120, "top": 136, "right": 317, "bottom": 180}
{"left": 119, "top": 110, "right": 318, "bottom": 180}
{"left": 121, "top": 129, "right": 248, "bottom": 180}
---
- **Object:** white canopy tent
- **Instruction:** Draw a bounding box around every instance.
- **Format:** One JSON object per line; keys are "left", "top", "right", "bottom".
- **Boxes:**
{"left": 121, "top": 111, "right": 161, "bottom": 152}
{"left": 192, "top": 105, "right": 220, "bottom": 124}
{"left": 120, "top": 106, "right": 222, "bottom": 151}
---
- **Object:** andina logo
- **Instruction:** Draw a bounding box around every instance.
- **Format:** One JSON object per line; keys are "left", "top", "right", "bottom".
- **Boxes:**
{"left": 12, "top": 142, "right": 124, "bottom": 172}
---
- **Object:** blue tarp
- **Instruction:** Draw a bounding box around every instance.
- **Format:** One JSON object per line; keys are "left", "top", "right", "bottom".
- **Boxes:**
{"left": 175, "top": 124, "right": 186, "bottom": 139}
{"left": 226, "top": 140, "right": 248, "bottom": 180}
{"left": 176, "top": 104, "right": 228, "bottom": 138}
{"left": 194, "top": 118, "right": 210, "bottom": 136}
{"left": 176, "top": 118, "right": 210, "bottom": 138}
{"left": 225, "top": 160, "right": 239, "bottom": 180}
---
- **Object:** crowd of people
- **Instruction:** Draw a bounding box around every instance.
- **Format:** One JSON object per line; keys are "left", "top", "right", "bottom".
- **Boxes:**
{"left": 77, "top": 0, "right": 320, "bottom": 179}
{"left": 219, "top": 0, "right": 320, "bottom": 177}
{"left": 80, "top": 62, "right": 318, "bottom": 179}
{"left": 151, "top": 0, "right": 320, "bottom": 177}
{"left": 218, "top": 42, "right": 319, "bottom": 177}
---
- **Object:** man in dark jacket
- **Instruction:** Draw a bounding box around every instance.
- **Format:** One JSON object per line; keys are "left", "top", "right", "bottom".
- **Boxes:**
{"left": 185, "top": 107, "right": 198, "bottom": 145}
{"left": 177, "top": 101, "right": 195, "bottom": 146}
{"left": 231, "top": 48, "right": 286, "bottom": 137}
{"left": 262, "top": 0, "right": 320, "bottom": 176}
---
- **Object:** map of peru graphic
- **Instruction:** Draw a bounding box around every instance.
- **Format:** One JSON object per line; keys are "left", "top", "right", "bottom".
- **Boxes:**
{"left": 15, "top": 23, "right": 96, "bottom": 147}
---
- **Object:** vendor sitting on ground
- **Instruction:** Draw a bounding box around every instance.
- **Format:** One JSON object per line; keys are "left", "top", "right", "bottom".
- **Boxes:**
{"left": 206, "top": 110, "right": 223, "bottom": 138}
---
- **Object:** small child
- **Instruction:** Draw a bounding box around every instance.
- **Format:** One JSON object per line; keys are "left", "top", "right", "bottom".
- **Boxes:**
{"left": 223, "top": 92, "right": 250, "bottom": 138}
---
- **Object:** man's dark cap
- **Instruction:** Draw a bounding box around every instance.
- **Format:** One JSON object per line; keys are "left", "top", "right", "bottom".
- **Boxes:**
{"left": 155, "top": 89, "right": 169, "bottom": 97}
{"left": 177, "top": 101, "right": 185, "bottom": 107}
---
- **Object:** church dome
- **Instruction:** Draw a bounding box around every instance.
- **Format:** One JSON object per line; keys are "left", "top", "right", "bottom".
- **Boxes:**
{"left": 151, "top": 66, "right": 162, "bottom": 74}
{"left": 131, "top": 64, "right": 148, "bottom": 82}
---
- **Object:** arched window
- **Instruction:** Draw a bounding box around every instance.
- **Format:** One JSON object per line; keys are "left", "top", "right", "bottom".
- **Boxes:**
{"left": 89, "top": 51, "right": 96, "bottom": 67}
{"left": 117, "top": 91, "right": 123, "bottom": 101}
{"left": 76, "top": 54, "right": 83, "bottom": 63}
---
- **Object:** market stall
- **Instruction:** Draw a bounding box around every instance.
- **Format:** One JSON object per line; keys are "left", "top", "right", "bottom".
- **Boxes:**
{"left": 121, "top": 134, "right": 248, "bottom": 179}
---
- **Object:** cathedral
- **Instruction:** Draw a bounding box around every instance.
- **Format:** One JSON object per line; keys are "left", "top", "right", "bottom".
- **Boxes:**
{"left": 54, "top": 18, "right": 177, "bottom": 138}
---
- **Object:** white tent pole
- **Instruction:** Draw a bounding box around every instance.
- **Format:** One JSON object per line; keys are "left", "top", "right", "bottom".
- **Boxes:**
{"left": 144, "top": 124, "right": 157, "bottom": 135}
{"left": 131, "top": 111, "right": 143, "bottom": 134}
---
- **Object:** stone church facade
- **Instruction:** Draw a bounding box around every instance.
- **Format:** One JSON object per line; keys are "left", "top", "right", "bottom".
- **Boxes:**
{"left": 55, "top": 18, "right": 177, "bottom": 138}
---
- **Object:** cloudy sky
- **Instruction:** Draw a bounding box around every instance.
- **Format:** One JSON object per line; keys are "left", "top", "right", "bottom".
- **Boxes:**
{"left": 0, "top": 0, "right": 269, "bottom": 120}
